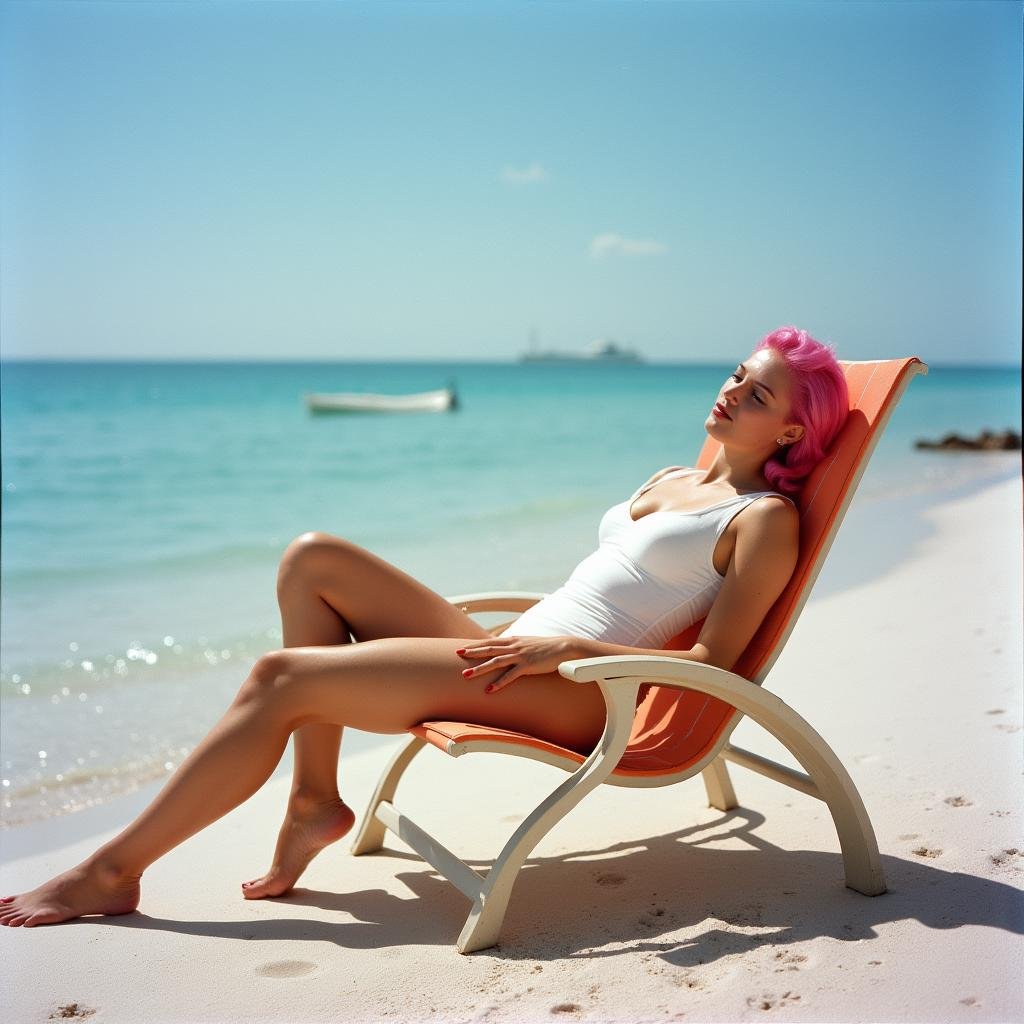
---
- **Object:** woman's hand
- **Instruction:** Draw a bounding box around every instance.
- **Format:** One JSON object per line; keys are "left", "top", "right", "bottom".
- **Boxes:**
{"left": 455, "top": 636, "right": 586, "bottom": 694}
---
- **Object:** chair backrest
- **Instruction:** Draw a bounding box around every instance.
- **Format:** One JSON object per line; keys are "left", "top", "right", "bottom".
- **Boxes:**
{"left": 620, "top": 357, "right": 929, "bottom": 774}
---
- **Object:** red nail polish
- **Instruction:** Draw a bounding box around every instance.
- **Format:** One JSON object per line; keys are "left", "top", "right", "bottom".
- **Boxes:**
{"left": 455, "top": 648, "right": 466, "bottom": 655}
{"left": 485, "top": 684, "right": 495, "bottom": 693}
{"left": 462, "top": 668, "right": 472, "bottom": 677}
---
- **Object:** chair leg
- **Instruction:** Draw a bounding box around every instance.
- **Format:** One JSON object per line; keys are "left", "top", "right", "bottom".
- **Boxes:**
{"left": 564, "top": 661, "right": 887, "bottom": 898}
{"left": 702, "top": 756, "right": 738, "bottom": 811}
{"left": 456, "top": 680, "right": 642, "bottom": 954}
{"left": 735, "top": 698, "right": 886, "bottom": 896}
{"left": 689, "top": 682, "right": 886, "bottom": 896}
{"left": 351, "top": 734, "right": 428, "bottom": 855}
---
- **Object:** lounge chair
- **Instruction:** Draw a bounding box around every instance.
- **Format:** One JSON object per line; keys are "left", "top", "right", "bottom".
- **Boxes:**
{"left": 351, "top": 356, "right": 929, "bottom": 953}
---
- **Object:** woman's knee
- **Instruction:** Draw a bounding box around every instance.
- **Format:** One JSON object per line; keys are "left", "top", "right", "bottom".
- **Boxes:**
{"left": 239, "top": 650, "right": 288, "bottom": 692}
{"left": 277, "top": 531, "right": 355, "bottom": 592}
{"left": 237, "top": 650, "right": 307, "bottom": 721}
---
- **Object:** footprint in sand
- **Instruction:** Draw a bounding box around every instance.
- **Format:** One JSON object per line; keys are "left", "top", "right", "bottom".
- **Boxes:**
{"left": 911, "top": 846, "right": 942, "bottom": 859}
{"left": 746, "top": 991, "right": 802, "bottom": 1011}
{"left": 550, "top": 1003, "right": 582, "bottom": 1015}
{"left": 961, "top": 996, "right": 981, "bottom": 1007}
{"left": 943, "top": 796, "right": 974, "bottom": 807}
{"left": 772, "top": 951, "right": 807, "bottom": 972}
{"left": 898, "top": 833, "right": 920, "bottom": 841}
{"left": 985, "top": 709, "right": 1005, "bottom": 715}
{"left": 989, "top": 848, "right": 1021, "bottom": 868}
{"left": 49, "top": 1006, "right": 96, "bottom": 1021}
{"left": 595, "top": 872, "right": 627, "bottom": 887}
{"left": 255, "top": 959, "right": 318, "bottom": 978}
{"left": 638, "top": 906, "right": 667, "bottom": 927}
{"left": 674, "top": 975, "right": 703, "bottom": 991}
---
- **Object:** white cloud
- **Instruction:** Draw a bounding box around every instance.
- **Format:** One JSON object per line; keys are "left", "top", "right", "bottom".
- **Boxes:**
{"left": 500, "top": 161, "right": 549, "bottom": 185}
{"left": 588, "top": 232, "right": 669, "bottom": 259}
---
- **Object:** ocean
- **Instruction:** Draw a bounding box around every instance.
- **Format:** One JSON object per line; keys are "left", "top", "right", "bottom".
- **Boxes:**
{"left": 1, "top": 358, "right": 1020, "bottom": 828}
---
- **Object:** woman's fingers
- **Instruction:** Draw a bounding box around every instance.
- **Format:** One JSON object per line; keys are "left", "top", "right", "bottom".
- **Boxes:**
{"left": 485, "top": 668, "right": 521, "bottom": 693}
{"left": 456, "top": 640, "right": 515, "bottom": 659}
{"left": 456, "top": 636, "right": 571, "bottom": 693}
{"left": 461, "top": 653, "right": 514, "bottom": 678}
{"left": 459, "top": 652, "right": 527, "bottom": 691}
{"left": 456, "top": 641, "right": 520, "bottom": 674}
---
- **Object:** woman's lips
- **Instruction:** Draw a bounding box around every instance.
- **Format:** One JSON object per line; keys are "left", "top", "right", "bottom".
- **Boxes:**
{"left": 713, "top": 402, "right": 732, "bottom": 420}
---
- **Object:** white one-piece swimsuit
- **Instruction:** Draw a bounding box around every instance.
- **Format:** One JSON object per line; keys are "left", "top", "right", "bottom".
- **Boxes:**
{"left": 498, "top": 468, "right": 796, "bottom": 650}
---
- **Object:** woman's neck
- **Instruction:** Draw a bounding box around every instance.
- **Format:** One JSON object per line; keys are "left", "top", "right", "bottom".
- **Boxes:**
{"left": 699, "top": 452, "right": 772, "bottom": 493}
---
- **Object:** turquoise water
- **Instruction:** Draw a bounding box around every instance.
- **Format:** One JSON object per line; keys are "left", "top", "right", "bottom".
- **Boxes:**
{"left": 1, "top": 359, "right": 1019, "bottom": 826}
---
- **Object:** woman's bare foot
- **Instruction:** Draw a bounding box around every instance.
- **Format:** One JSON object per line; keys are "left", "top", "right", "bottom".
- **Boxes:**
{"left": 0, "top": 859, "right": 141, "bottom": 927}
{"left": 241, "top": 793, "right": 355, "bottom": 899}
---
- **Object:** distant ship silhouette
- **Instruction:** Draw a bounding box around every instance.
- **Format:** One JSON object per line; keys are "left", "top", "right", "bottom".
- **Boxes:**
{"left": 519, "top": 331, "right": 643, "bottom": 364}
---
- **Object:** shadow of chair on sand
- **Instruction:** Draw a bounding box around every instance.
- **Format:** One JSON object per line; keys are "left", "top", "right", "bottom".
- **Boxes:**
{"left": 105, "top": 807, "right": 1024, "bottom": 961}
{"left": 386, "top": 809, "right": 1024, "bottom": 961}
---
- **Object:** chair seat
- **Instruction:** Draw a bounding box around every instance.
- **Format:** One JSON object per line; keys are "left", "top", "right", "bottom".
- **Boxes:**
{"left": 412, "top": 720, "right": 585, "bottom": 760}
{"left": 411, "top": 707, "right": 732, "bottom": 778}
{"left": 413, "top": 667, "right": 745, "bottom": 778}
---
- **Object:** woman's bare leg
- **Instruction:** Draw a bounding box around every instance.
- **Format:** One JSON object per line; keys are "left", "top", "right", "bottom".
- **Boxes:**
{"left": 0, "top": 657, "right": 309, "bottom": 927}
{"left": 0, "top": 638, "right": 606, "bottom": 927}
{"left": 243, "top": 532, "right": 494, "bottom": 898}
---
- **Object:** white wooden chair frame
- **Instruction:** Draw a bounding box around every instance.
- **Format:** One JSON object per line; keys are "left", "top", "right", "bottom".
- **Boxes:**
{"left": 351, "top": 360, "right": 927, "bottom": 954}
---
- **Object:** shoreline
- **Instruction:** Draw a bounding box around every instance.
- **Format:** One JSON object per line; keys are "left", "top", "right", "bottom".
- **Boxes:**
{"left": 0, "top": 729, "right": 407, "bottom": 863}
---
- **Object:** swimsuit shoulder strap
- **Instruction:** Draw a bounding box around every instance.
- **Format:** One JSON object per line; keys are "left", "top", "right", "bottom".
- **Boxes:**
{"left": 750, "top": 490, "right": 797, "bottom": 506}
{"left": 712, "top": 489, "right": 798, "bottom": 541}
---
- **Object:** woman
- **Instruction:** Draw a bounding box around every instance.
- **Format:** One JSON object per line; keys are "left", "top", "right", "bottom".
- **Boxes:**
{"left": 0, "top": 325, "right": 848, "bottom": 928}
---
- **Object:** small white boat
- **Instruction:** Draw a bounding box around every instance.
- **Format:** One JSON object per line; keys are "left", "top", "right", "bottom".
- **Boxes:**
{"left": 304, "top": 387, "right": 457, "bottom": 414}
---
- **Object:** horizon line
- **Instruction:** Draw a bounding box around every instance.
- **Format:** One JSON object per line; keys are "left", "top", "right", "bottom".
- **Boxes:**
{"left": 0, "top": 356, "right": 1020, "bottom": 371}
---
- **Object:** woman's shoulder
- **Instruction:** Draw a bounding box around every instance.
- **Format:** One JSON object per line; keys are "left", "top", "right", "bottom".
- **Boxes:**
{"left": 735, "top": 492, "right": 800, "bottom": 536}
{"left": 762, "top": 490, "right": 798, "bottom": 507}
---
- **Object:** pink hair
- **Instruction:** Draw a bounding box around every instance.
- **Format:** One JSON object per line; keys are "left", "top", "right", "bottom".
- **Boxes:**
{"left": 753, "top": 326, "right": 849, "bottom": 497}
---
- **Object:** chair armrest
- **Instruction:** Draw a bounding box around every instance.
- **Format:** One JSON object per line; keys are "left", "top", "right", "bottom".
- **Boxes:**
{"left": 446, "top": 591, "right": 547, "bottom": 614}
{"left": 558, "top": 654, "right": 756, "bottom": 700}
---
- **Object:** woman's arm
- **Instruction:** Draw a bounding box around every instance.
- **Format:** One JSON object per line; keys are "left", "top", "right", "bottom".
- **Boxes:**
{"left": 458, "top": 497, "right": 799, "bottom": 691}
{"left": 644, "top": 494, "right": 800, "bottom": 673}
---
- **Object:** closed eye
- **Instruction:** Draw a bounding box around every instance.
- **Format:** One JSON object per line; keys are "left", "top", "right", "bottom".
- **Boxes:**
{"left": 729, "top": 372, "right": 766, "bottom": 405}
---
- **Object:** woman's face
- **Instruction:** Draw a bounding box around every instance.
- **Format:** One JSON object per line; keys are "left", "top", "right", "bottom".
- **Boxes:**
{"left": 705, "top": 348, "right": 805, "bottom": 452}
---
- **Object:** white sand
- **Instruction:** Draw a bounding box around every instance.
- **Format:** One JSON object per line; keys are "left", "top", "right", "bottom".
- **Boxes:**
{"left": 2, "top": 472, "right": 1022, "bottom": 1023}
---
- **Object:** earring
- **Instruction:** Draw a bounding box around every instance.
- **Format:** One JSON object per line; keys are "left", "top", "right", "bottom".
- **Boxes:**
{"left": 776, "top": 438, "right": 786, "bottom": 445}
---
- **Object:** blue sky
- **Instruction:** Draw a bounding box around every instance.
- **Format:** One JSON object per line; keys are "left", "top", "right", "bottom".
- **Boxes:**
{"left": 1, "top": 0, "right": 1020, "bottom": 365}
